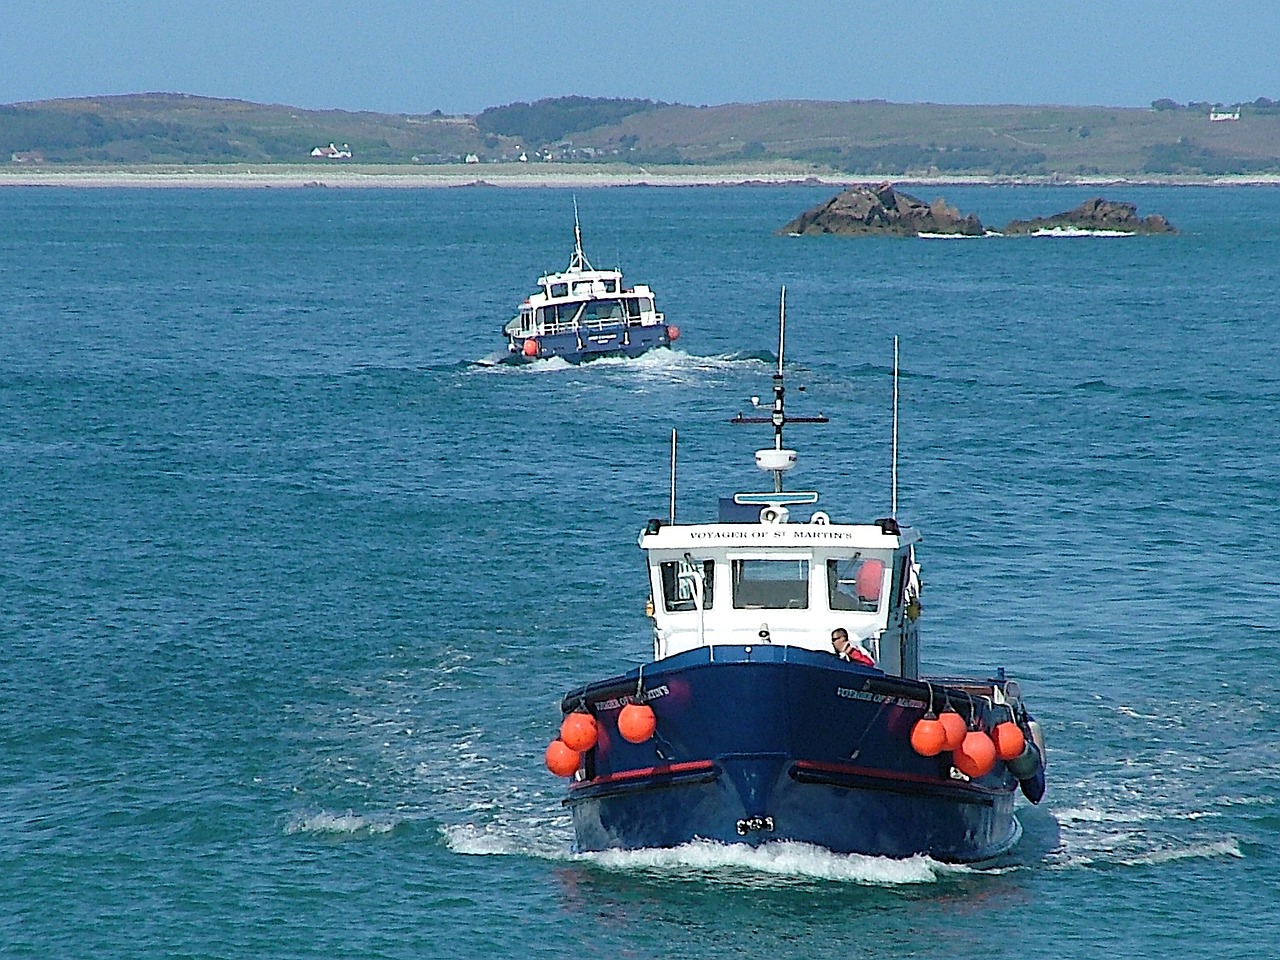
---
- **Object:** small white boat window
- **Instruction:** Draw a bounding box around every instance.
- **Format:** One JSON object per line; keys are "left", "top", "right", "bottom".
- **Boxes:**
{"left": 550, "top": 282, "right": 568, "bottom": 298}
{"left": 603, "top": 279, "right": 618, "bottom": 293}
{"left": 828, "top": 557, "right": 884, "bottom": 612}
{"left": 732, "top": 559, "right": 809, "bottom": 609}
{"left": 660, "top": 559, "right": 715, "bottom": 612}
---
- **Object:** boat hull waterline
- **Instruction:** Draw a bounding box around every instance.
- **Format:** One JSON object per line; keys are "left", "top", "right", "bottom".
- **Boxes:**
{"left": 561, "top": 646, "right": 1039, "bottom": 862}
{"left": 512, "top": 322, "right": 674, "bottom": 363}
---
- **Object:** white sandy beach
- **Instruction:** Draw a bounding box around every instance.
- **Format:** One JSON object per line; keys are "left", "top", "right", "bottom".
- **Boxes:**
{"left": 2, "top": 163, "right": 1279, "bottom": 189}
{"left": 0, "top": 163, "right": 842, "bottom": 189}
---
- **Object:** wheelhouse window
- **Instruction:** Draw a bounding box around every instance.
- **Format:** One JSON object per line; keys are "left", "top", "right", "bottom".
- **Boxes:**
{"left": 550, "top": 282, "right": 568, "bottom": 298}
{"left": 660, "top": 559, "right": 714, "bottom": 612}
{"left": 537, "top": 303, "right": 582, "bottom": 325}
{"left": 582, "top": 299, "right": 624, "bottom": 322}
{"left": 602, "top": 278, "right": 618, "bottom": 293}
{"left": 828, "top": 557, "right": 885, "bottom": 612}
{"left": 732, "top": 559, "right": 809, "bottom": 609}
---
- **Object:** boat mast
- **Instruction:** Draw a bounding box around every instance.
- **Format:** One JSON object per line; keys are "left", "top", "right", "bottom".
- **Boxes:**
{"left": 570, "top": 196, "right": 593, "bottom": 272}
{"left": 892, "top": 336, "right": 899, "bottom": 518}
{"left": 769, "top": 287, "right": 788, "bottom": 493}
{"left": 730, "top": 287, "right": 828, "bottom": 494}
{"left": 669, "top": 428, "right": 678, "bottom": 524}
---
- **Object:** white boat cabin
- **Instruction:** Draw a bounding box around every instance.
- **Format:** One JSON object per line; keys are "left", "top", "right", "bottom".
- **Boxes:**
{"left": 640, "top": 507, "right": 923, "bottom": 678}
{"left": 504, "top": 220, "right": 663, "bottom": 340}
{"left": 506, "top": 265, "right": 661, "bottom": 339}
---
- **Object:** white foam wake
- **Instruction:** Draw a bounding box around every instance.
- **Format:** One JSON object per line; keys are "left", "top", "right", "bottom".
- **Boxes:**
{"left": 1115, "top": 839, "right": 1243, "bottom": 866}
{"left": 285, "top": 811, "right": 401, "bottom": 836}
{"left": 442, "top": 825, "right": 975, "bottom": 886}
{"left": 583, "top": 839, "right": 973, "bottom": 887}
{"left": 1029, "top": 227, "right": 1133, "bottom": 237}
{"left": 470, "top": 348, "right": 768, "bottom": 378}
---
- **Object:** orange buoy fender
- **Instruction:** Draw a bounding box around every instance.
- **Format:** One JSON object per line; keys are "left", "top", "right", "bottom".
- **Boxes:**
{"left": 545, "top": 739, "right": 580, "bottom": 777}
{"left": 910, "top": 715, "right": 946, "bottom": 757}
{"left": 953, "top": 730, "right": 997, "bottom": 778}
{"left": 854, "top": 559, "right": 885, "bottom": 602}
{"left": 666, "top": 324, "right": 680, "bottom": 342}
{"left": 938, "top": 710, "right": 966, "bottom": 751}
{"left": 618, "top": 702, "right": 656, "bottom": 743}
{"left": 522, "top": 338, "right": 539, "bottom": 357}
{"left": 560, "top": 712, "right": 599, "bottom": 752}
{"left": 992, "top": 721, "right": 1026, "bottom": 761}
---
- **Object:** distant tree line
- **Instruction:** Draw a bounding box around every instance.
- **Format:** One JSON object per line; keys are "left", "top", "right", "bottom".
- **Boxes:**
{"left": 1142, "top": 140, "right": 1279, "bottom": 175}
{"left": 785, "top": 142, "right": 1048, "bottom": 176}
{"left": 0, "top": 104, "right": 430, "bottom": 163}
{"left": 0, "top": 106, "right": 257, "bottom": 161}
{"left": 476, "top": 96, "right": 664, "bottom": 145}
{"left": 1151, "top": 97, "right": 1280, "bottom": 115}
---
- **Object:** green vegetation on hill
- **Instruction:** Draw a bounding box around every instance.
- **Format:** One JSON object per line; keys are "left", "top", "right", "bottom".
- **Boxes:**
{"left": 4, "top": 92, "right": 1280, "bottom": 177}
{"left": 476, "top": 96, "right": 662, "bottom": 147}
{"left": 0, "top": 93, "right": 505, "bottom": 165}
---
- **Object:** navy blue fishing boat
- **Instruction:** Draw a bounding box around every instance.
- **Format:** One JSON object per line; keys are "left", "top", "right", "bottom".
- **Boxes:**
{"left": 543, "top": 292, "right": 1046, "bottom": 861}
{"left": 502, "top": 208, "right": 678, "bottom": 363}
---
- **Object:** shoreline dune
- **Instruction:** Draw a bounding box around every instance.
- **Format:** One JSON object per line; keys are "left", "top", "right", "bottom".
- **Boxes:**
{"left": 2, "top": 163, "right": 1280, "bottom": 189}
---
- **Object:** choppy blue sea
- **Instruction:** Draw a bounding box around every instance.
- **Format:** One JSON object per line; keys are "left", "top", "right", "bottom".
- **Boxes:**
{"left": 2, "top": 182, "right": 1277, "bottom": 959}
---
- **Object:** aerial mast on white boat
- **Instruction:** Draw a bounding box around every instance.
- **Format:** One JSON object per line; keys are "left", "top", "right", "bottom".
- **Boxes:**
{"left": 731, "top": 287, "right": 828, "bottom": 494}
{"left": 569, "top": 196, "right": 592, "bottom": 272}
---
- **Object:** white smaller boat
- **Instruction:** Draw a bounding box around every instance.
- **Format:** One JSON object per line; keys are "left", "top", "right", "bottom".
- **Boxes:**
{"left": 503, "top": 206, "right": 678, "bottom": 363}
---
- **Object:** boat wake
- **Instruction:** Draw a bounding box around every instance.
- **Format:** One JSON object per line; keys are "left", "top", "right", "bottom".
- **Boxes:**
{"left": 580, "top": 839, "right": 980, "bottom": 887}
{"left": 1044, "top": 800, "right": 1249, "bottom": 870}
{"left": 442, "top": 824, "right": 983, "bottom": 886}
{"left": 285, "top": 810, "right": 404, "bottom": 837}
{"left": 467, "top": 348, "right": 772, "bottom": 378}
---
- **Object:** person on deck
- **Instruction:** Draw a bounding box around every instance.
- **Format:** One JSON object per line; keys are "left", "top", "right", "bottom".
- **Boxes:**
{"left": 831, "top": 627, "right": 875, "bottom": 666}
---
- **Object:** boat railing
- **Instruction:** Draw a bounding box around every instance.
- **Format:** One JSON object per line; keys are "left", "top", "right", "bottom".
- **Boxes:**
{"left": 537, "top": 315, "right": 658, "bottom": 336}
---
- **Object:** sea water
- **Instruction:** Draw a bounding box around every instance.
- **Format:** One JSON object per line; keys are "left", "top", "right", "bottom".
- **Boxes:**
{"left": 1, "top": 183, "right": 1277, "bottom": 959}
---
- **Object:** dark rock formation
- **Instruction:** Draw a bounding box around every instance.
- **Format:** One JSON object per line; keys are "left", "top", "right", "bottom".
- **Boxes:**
{"left": 779, "top": 182, "right": 985, "bottom": 237}
{"left": 1002, "top": 198, "right": 1177, "bottom": 235}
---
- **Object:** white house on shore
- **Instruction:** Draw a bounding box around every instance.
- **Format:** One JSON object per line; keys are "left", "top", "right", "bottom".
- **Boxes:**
{"left": 310, "top": 143, "right": 353, "bottom": 159}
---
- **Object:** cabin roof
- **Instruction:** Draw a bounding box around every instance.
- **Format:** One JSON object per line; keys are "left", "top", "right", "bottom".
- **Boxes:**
{"left": 640, "top": 520, "right": 919, "bottom": 553}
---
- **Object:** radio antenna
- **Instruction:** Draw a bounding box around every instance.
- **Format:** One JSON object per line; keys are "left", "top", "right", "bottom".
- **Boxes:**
{"left": 669, "top": 428, "right": 678, "bottom": 524}
{"left": 777, "top": 286, "right": 787, "bottom": 377}
{"left": 729, "top": 286, "right": 828, "bottom": 494}
{"left": 891, "top": 336, "right": 900, "bottom": 518}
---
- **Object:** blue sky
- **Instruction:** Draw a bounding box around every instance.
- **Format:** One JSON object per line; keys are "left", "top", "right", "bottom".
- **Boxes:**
{"left": 2, "top": 1, "right": 1276, "bottom": 114}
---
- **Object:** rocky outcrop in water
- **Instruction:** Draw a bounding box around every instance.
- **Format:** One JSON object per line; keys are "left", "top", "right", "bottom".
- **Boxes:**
{"left": 1001, "top": 198, "right": 1177, "bottom": 234}
{"left": 779, "top": 182, "right": 985, "bottom": 237}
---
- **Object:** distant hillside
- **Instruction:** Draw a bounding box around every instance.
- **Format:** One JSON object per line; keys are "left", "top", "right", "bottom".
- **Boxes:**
{"left": 0, "top": 93, "right": 509, "bottom": 165}
{"left": 4, "top": 92, "right": 1280, "bottom": 176}
{"left": 476, "top": 96, "right": 664, "bottom": 146}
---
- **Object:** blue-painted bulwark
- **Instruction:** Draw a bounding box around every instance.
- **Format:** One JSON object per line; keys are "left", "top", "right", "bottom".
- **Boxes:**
{"left": 561, "top": 646, "right": 1026, "bottom": 861}
{"left": 510, "top": 323, "right": 671, "bottom": 363}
